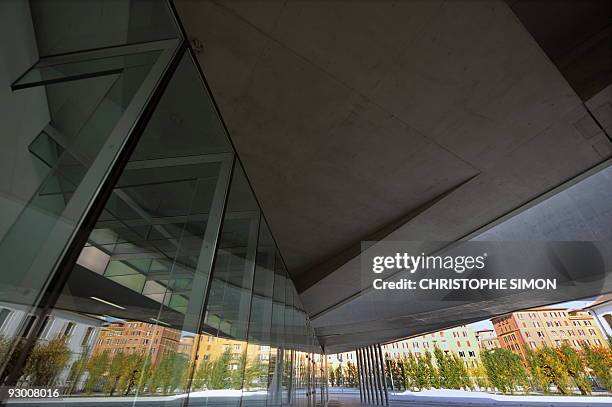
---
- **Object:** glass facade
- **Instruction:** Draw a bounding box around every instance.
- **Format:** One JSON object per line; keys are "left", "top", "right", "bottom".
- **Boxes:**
{"left": 0, "top": 1, "right": 325, "bottom": 405}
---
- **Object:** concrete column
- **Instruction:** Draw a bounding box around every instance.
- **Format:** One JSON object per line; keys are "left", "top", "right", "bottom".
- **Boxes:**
{"left": 360, "top": 348, "right": 371, "bottom": 404}
{"left": 365, "top": 347, "right": 372, "bottom": 404}
{"left": 367, "top": 346, "right": 379, "bottom": 405}
{"left": 357, "top": 348, "right": 364, "bottom": 403}
{"left": 377, "top": 344, "right": 389, "bottom": 406}
{"left": 371, "top": 346, "right": 379, "bottom": 403}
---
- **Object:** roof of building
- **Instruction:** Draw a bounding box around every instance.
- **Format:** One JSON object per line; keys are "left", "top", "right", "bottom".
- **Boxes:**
{"left": 584, "top": 293, "right": 612, "bottom": 310}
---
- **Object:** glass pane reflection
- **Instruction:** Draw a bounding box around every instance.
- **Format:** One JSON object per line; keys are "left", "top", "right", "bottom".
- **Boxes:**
{"left": 0, "top": 3, "right": 326, "bottom": 407}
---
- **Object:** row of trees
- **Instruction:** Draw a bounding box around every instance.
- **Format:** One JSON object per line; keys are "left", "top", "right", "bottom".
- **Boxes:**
{"left": 330, "top": 344, "right": 611, "bottom": 395}
{"left": 0, "top": 336, "right": 71, "bottom": 387}
{"left": 0, "top": 335, "right": 269, "bottom": 396}
{"left": 75, "top": 348, "right": 269, "bottom": 395}
{"left": 328, "top": 361, "right": 358, "bottom": 387}
{"left": 384, "top": 347, "right": 473, "bottom": 391}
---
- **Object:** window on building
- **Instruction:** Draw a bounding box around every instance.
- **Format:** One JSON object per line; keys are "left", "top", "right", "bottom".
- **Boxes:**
{"left": 38, "top": 315, "right": 54, "bottom": 339}
{"left": 0, "top": 308, "right": 12, "bottom": 331}
{"left": 61, "top": 322, "right": 76, "bottom": 340}
{"left": 20, "top": 315, "right": 37, "bottom": 338}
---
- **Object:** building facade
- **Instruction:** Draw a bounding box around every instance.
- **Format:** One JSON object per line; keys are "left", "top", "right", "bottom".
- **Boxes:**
{"left": 0, "top": 301, "right": 102, "bottom": 390}
{"left": 381, "top": 325, "right": 482, "bottom": 369}
{"left": 492, "top": 307, "right": 608, "bottom": 360}
{"left": 584, "top": 295, "right": 612, "bottom": 338}
{"left": 475, "top": 329, "right": 500, "bottom": 350}
{"left": 92, "top": 321, "right": 181, "bottom": 365}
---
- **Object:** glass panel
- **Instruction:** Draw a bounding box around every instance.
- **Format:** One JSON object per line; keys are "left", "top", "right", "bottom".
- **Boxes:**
{"left": 283, "top": 277, "right": 293, "bottom": 405}
{"left": 30, "top": 0, "right": 179, "bottom": 56}
{"left": 0, "top": 52, "right": 233, "bottom": 405}
{"left": 0, "top": 4, "right": 327, "bottom": 406}
{"left": 242, "top": 222, "right": 276, "bottom": 404}
{"left": 13, "top": 50, "right": 161, "bottom": 90}
{"left": 190, "top": 163, "right": 260, "bottom": 407}
{"left": 0, "top": 47, "right": 171, "bottom": 382}
{"left": 268, "top": 256, "right": 286, "bottom": 407}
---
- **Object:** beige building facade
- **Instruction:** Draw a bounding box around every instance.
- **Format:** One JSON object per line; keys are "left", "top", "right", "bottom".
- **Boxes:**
{"left": 492, "top": 307, "right": 608, "bottom": 361}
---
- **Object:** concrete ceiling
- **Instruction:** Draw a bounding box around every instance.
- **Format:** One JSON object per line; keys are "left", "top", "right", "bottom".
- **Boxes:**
{"left": 175, "top": 0, "right": 612, "bottom": 352}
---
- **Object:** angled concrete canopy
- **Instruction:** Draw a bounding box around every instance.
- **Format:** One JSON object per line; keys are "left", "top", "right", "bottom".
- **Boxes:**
{"left": 176, "top": 0, "right": 612, "bottom": 352}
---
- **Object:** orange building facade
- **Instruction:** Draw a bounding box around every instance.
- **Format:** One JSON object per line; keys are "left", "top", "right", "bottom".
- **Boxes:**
{"left": 92, "top": 321, "right": 181, "bottom": 364}
{"left": 492, "top": 307, "right": 607, "bottom": 360}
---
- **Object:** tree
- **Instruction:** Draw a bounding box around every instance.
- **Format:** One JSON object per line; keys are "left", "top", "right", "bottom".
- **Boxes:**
{"left": 388, "top": 358, "right": 403, "bottom": 390}
{"left": 335, "top": 365, "right": 344, "bottom": 386}
{"left": 230, "top": 351, "right": 247, "bottom": 389}
{"left": 452, "top": 353, "right": 473, "bottom": 390}
{"left": 136, "top": 356, "right": 154, "bottom": 394}
{"left": 104, "top": 352, "right": 126, "bottom": 395}
{"left": 433, "top": 347, "right": 472, "bottom": 390}
{"left": 22, "top": 337, "right": 71, "bottom": 386}
{"left": 193, "top": 359, "right": 212, "bottom": 390}
{"left": 67, "top": 353, "right": 89, "bottom": 393}
{"left": 559, "top": 344, "right": 591, "bottom": 395}
{"left": 328, "top": 366, "right": 336, "bottom": 386}
{"left": 412, "top": 354, "right": 431, "bottom": 390}
{"left": 423, "top": 352, "right": 439, "bottom": 389}
{"left": 401, "top": 354, "right": 418, "bottom": 390}
{"left": 470, "top": 363, "right": 489, "bottom": 391}
{"left": 583, "top": 345, "right": 612, "bottom": 391}
{"left": 525, "top": 348, "right": 548, "bottom": 393}
{"left": 84, "top": 351, "right": 110, "bottom": 394}
{"left": 481, "top": 348, "right": 527, "bottom": 394}
{"left": 150, "top": 352, "right": 190, "bottom": 395}
{"left": 208, "top": 349, "right": 232, "bottom": 389}
{"left": 115, "top": 352, "right": 147, "bottom": 395}
{"left": 243, "top": 357, "right": 267, "bottom": 390}
{"left": 0, "top": 336, "right": 27, "bottom": 384}
{"left": 536, "top": 346, "right": 570, "bottom": 395}
{"left": 345, "top": 361, "right": 359, "bottom": 388}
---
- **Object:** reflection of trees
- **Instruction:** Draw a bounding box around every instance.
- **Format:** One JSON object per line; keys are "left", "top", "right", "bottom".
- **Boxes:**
{"left": 23, "top": 337, "right": 71, "bottom": 386}
{"left": 148, "top": 352, "right": 189, "bottom": 395}
{"left": 67, "top": 352, "right": 89, "bottom": 393}
{"left": 0, "top": 336, "right": 71, "bottom": 387}
{"left": 0, "top": 336, "right": 27, "bottom": 384}
{"left": 192, "top": 349, "right": 267, "bottom": 391}
{"left": 208, "top": 349, "right": 233, "bottom": 389}
{"left": 85, "top": 351, "right": 109, "bottom": 394}
{"left": 243, "top": 356, "right": 268, "bottom": 390}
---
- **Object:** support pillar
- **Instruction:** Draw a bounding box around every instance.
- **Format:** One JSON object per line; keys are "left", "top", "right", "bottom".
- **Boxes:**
{"left": 377, "top": 344, "right": 389, "bottom": 406}
{"left": 357, "top": 348, "right": 364, "bottom": 403}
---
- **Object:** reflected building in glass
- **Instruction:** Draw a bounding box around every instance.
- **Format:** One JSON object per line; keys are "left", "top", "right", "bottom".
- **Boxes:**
{"left": 0, "top": 1, "right": 326, "bottom": 405}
